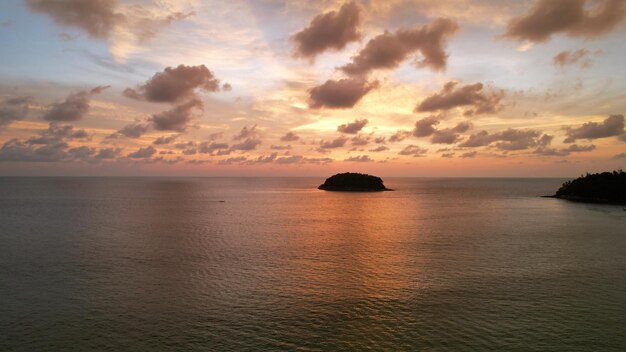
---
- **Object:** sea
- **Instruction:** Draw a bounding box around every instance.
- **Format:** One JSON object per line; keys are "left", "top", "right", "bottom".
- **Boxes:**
{"left": 0, "top": 177, "right": 624, "bottom": 351}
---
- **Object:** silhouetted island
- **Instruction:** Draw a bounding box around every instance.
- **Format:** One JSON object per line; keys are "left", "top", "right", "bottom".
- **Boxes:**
{"left": 546, "top": 170, "right": 626, "bottom": 204}
{"left": 318, "top": 172, "right": 392, "bottom": 192}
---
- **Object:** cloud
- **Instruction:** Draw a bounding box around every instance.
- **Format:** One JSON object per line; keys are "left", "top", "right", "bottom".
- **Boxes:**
{"left": 42, "top": 86, "right": 108, "bottom": 122}
{"left": 198, "top": 142, "right": 230, "bottom": 155}
{"left": 416, "top": 81, "right": 504, "bottom": 115}
{"left": 340, "top": 18, "right": 459, "bottom": 75}
{"left": 26, "top": 0, "right": 121, "bottom": 39}
{"left": 109, "top": 121, "right": 150, "bottom": 139}
{"left": 563, "top": 114, "right": 625, "bottom": 142}
{"left": 233, "top": 125, "right": 259, "bottom": 140}
{"left": 124, "top": 65, "right": 221, "bottom": 103}
{"left": 280, "top": 131, "right": 300, "bottom": 142}
{"left": 308, "top": 78, "right": 378, "bottom": 109}
{"left": 351, "top": 134, "right": 370, "bottom": 146}
{"left": 68, "top": 146, "right": 96, "bottom": 161}
{"left": 430, "top": 122, "right": 472, "bottom": 144}
{"left": 337, "top": 118, "right": 368, "bottom": 134}
{"left": 369, "top": 145, "right": 388, "bottom": 152}
{"left": 153, "top": 134, "right": 178, "bottom": 145}
{"left": 553, "top": 49, "right": 595, "bottom": 68}
{"left": 28, "top": 123, "right": 90, "bottom": 145}
{"left": 612, "top": 152, "right": 626, "bottom": 159}
{"left": 413, "top": 116, "right": 440, "bottom": 137}
{"left": 319, "top": 136, "right": 349, "bottom": 149}
{"left": 534, "top": 144, "right": 596, "bottom": 156}
{"left": 459, "top": 128, "right": 551, "bottom": 150}
{"left": 345, "top": 155, "right": 372, "bottom": 162}
{"left": 399, "top": 145, "right": 428, "bottom": 157}
{"left": 275, "top": 155, "right": 333, "bottom": 164}
{"left": 151, "top": 98, "right": 202, "bottom": 132}
{"left": 389, "top": 130, "right": 411, "bottom": 142}
{"left": 127, "top": 145, "right": 156, "bottom": 159}
{"left": 411, "top": 116, "right": 471, "bottom": 144}
{"left": 0, "top": 138, "right": 68, "bottom": 162}
{"left": 95, "top": 147, "right": 121, "bottom": 159}
{"left": 292, "top": 1, "right": 361, "bottom": 60}
{"left": 230, "top": 138, "right": 262, "bottom": 151}
{"left": 249, "top": 153, "right": 278, "bottom": 164}
{"left": 218, "top": 156, "right": 247, "bottom": 165}
{"left": 270, "top": 144, "right": 291, "bottom": 150}
{"left": 503, "top": 0, "right": 626, "bottom": 43}
{"left": 460, "top": 151, "right": 477, "bottom": 158}
{"left": 0, "top": 96, "right": 30, "bottom": 127}
{"left": 25, "top": 0, "right": 194, "bottom": 61}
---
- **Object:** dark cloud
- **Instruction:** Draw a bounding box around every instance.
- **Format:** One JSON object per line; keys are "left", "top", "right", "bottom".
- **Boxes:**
{"left": 42, "top": 86, "right": 108, "bottom": 122}
{"left": 413, "top": 116, "right": 439, "bottom": 137}
{"left": 612, "top": 152, "right": 626, "bottom": 159}
{"left": 124, "top": 64, "right": 221, "bottom": 103}
{"left": 340, "top": 18, "right": 459, "bottom": 76}
{"left": 109, "top": 121, "right": 150, "bottom": 139}
{"left": 280, "top": 131, "right": 300, "bottom": 142}
{"left": 319, "top": 136, "right": 349, "bottom": 149}
{"left": 412, "top": 116, "right": 471, "bottom": 144}
{"left": 27, "top": 123, "right": 90, "bottom": 145}
{"left": 182, "top": 147, "right": 197, "bottom": 155}
{"left": 351, "top": 134, "right": 370, "bottom": 146}
{"left": 275, "top": 155, "right": 333, "bottom": 164}
{"left": 249, "top": 153, "right": 278, "bottom": 164}
{"left": 153, "top": 134, "right": 178, "bottom": 145}
{"left": 218, "top": 156, "right": 247, "bottom": 165}
{"left": 563, "top": 114, "right": 625, "bottom": 142}
{"left": 270, "top": 144, "right": 292, "bottom": 150}
{"left": 416, "top": 82, "right": 505, "bottom": 115}
{"left": 25, "top": 0, "right": 193, "bottom": 52}
{"left": 337, "top": 118, "right": 368, "bottom": 134}
{"left": 292, "top": 1, "right": 361, "bottom": 59}
{"left": 68, "top": 146, "right": 96, "bottom": 160}
{"left": 230, "top": 138, "right": 262, "bottom": 151}
{"left": 430, "top": 121, "right": 472, "bottom": 144}
{"left": 0, "top": 96, "right": 30, "bottom": 127}
{"left": 233, "top": 125, "right": 259, "bottom": 140}
{"left": 460, "top": 151, "right": 477, "bottom": 158}
{"left": 345, "top": 155, "right": 372, "bottom": 162}
{"left": 399, "top": 145, "right": 428, "bottom": 157}
{"left": 95, "top": 147, "right": 121, "bottom": 159}
{"left": 369, "top": 145, "right": 388, "bottom": 152}
{"left": 389, "top": 130, "right": 411, "bottom": 142}
{"left": 198, "top": 142, "right": 230, "bottom": 155}
{"left": 26, "top": 0, "right": 121, "bottom": 39}
{"left": 309, "top": 78, "right": 378, "bottom": 109}
{"left": 441, "top": 152, "right": 455, "bottom": 158}
{"left": 534, "top": 143, "right": 596, "bottom": 156}
{"left": 151, "top": 98, "right": 202, "bottom": 132}
{"left": 0, "top": 138, "right": 68, "bottom": 162}
{"left": 127, "top": 145, "right": 156, "bottom": 159}
{"left": 459, "top": 129, "right": 551, "bottom": 150}
{"left": 503, "top": 0, "right": 626, "bottom": 43}
{"left": 553, "top": 49, "right": 595, "bottom": 68}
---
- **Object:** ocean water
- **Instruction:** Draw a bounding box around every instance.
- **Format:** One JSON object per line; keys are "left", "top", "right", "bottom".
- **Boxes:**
{"left": 0, "top": 177, "right": 624, "bottom": 351}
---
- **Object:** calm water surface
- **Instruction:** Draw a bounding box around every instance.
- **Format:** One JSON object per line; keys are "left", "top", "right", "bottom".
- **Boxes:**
{"left": 0, "top": 177, "right": 625, "bottom": 351}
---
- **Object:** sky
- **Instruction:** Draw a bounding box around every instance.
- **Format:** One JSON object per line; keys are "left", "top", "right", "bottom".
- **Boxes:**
{"left": 0, "top": 0, "right": 625, "bottom": 177}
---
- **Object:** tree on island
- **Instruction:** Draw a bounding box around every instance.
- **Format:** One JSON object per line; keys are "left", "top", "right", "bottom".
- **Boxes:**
{"left": 551, "top": 170, "right": 626, "bottom": 204}
{"left": 318, "top": 172, "right": 392, "bottom": 192}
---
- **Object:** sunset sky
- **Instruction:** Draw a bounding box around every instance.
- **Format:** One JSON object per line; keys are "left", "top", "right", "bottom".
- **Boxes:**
{"left": 0, "top": 0, "right": 625, "bottom": 176}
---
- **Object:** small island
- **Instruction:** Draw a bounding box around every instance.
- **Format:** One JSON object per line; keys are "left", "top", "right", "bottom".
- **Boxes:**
{"left": 546, "top": 170, "right": 626, "bottom": 204}
{"left": 318, "top": 172, "right": 393, "bottom": 192}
